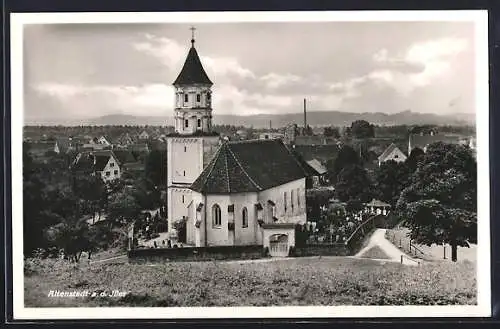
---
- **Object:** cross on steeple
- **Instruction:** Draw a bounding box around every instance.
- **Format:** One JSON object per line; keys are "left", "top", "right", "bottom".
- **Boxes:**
{"left": 190, "top": 26, "right": 196, "bottom": 46}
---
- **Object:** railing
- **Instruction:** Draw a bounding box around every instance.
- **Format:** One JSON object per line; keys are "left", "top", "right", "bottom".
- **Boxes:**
{"left": 345, "top": 214, "right": 385, "bottom": 253}
{"left": 386, "top": 229, "right": 432, "bottom": 261}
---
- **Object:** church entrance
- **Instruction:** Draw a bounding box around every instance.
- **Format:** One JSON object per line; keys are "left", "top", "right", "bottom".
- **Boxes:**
{"left": 269, "top": 234, "right": 289, "bottom": 257}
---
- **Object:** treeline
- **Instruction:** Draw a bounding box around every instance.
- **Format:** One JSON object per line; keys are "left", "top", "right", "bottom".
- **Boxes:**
{"left": 23, "top": 145, "right": 168, "bottom": 260}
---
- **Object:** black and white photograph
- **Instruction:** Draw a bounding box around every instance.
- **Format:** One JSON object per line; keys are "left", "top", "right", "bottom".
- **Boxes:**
{"left": 10, "top": 10, "right": 490, "bottom": 319}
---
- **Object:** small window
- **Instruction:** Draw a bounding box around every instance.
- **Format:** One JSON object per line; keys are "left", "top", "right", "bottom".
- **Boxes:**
{"left": 110, "top": 163, "right": 114, "bottom": 167}
{"left": 212, "top": 204, "right": 222, "bottom": 227}
{"left": 291, "top": 190, "right": 294, "bottom": 211}
{"left": 182, "top": 195, "right": 185, "bottom": 203}
{"left": 196, "top": 94, "right": 201, "bottom": 102}
{"left": 184, "top": 94, "right": 188, "bottom": 103}
{"left": 105, "top": 171, "right": 110, "bottom": 177}
{"left": 183, "top": 170, "right": 185, "bottom": 176}
{"left": 284, "top": 192, "right": 287, "bottom": 212}
{"left": 185, "top": 119, "right": 189, "bottom": 128}
{"left": 297, "top": 188, "right": 300, "bottom": 208}
{"left": 197, "top": 119, "right": 201, "bottom": 128}
{"left": 184, "top": 146, "right": 187, "bottom": 152}
{"left": 394, "top": 154, "right": 399, "bottom": 158}
{"left": 242, "top": 207, "right": 248, "bottom": 228}
{"left": 114, "top": 170, "right": 118, "bottom": 175}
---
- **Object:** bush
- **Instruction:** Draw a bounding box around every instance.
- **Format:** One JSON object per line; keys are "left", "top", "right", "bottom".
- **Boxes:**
{"left": 288, "top": 246, "right": 296, "bottom": 257}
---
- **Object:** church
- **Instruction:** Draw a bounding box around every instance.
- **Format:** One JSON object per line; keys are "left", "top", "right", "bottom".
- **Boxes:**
{"left": 166, "top": 30, "right": 316, "bottom": 255}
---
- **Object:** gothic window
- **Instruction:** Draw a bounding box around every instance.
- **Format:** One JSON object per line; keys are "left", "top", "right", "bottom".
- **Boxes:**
{"left": 284, "top": 192, "right": 287, "bottom": 212}
{"left": 242, "top": 207, "right": 248, "bottom": 228}
{"left": 184, "top": 94, "right": 188, "bottom": 103}
{"left": 185, "top": 119, "right": 189, "bottom": 128}
{"left": 290, "top": 190, "right": 294, "bottom": 212}
{"left": 196, "top": 94, "right": 201, "bottom": 103}
{"left": 197, "top": 119, "right": 201, "bottom": 128}
{"left": 212, "top": 204, "right": 222, "bottom": 227}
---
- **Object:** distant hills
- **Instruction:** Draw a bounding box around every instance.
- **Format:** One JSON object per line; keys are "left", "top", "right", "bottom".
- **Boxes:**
{"left": 25, "top": 110, "right": 475, "bottom": 127}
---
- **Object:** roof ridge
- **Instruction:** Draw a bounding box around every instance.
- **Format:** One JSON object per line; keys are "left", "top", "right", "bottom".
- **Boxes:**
{"left": 225, "top": 144, "right": 262, "bottom": 191}
{"left": 223, "top": 146, "right": 231, "bottom": 193}
{"left": 282, "top": 141, "right": 314, "bottom": 176}
{"left": 197, "top": 143, "right": 224, "bottom": 192}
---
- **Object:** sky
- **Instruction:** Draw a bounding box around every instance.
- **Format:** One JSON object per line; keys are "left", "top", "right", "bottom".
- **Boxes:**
{"left": 23, "top": 21, "right": 476, "bottom": 120}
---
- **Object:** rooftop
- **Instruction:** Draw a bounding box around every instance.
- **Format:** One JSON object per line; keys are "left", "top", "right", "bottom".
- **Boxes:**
{"left": 173, "top": 46, "right": 213, "bottom": 86}
{"left": 190, "top": 139, "right": 316, "bottom": 194}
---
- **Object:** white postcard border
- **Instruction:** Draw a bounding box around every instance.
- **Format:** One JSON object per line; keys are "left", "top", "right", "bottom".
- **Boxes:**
{"left": 10, "top": 10, "right": 491, "bottom": 319}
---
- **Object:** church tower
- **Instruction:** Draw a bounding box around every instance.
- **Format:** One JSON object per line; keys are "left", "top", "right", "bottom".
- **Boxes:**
{"left": 166, "top": 28, "right": 220, "bottom": 237}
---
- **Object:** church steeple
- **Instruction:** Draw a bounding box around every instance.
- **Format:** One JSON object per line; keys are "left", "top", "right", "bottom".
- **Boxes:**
{"left": 173, "top": 27, "right": 213, "bottom": 86}
{"left": 172, "top": 27, "right": 214, "bottom": 135}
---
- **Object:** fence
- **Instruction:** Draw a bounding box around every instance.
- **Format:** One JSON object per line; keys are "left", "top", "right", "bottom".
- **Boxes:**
{"left": 386, "top": 229, "right": 434, "bottom": 261}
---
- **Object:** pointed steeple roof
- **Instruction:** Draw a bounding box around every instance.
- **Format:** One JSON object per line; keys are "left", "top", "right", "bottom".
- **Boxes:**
{"left": 173, "top": 45, "right": 213, "bottom": 86}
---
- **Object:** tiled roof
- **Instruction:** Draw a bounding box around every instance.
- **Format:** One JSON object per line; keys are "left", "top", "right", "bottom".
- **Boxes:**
{"left": 113, "top": 149, "right": 137, "bottom": 164}
{"left": 306, "top": 159, "right": 328, "bottom": 175}
{"left": 190, "top": 139, "right": 312, "bottom": 194}
{"left": 72, "top": 150, "right": 116, "bottom": 172}
{"left": 173, "top": 46, "right": 213, "bottom": 86}
{"left": 377, "top": 143, "right": 402, "bottom": 161}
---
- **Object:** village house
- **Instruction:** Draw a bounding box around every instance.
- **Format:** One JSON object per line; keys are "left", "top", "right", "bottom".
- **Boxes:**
{"left": 306, "top": 159, "right": 328, "bottom": 186}
{"left": 138, "top": 130, "right": 150, "bottom": 140}
{"left": 259, "top": 132, "right": 284, "bottom": 141}
{"left": 377, "top": 143, "right": 407, "bottom": 166}
{"left": 71, "top": 150, "right": 122, "bottom": 182}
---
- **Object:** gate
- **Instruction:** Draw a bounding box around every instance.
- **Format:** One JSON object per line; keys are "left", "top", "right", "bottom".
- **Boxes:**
{"left": 269, "top": 234, "right": 289, "bottom": 257}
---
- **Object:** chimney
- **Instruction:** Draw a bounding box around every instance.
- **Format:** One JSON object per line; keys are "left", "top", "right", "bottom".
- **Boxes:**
{"left": 303, "top": 98, "right": 307, "bottom": 130}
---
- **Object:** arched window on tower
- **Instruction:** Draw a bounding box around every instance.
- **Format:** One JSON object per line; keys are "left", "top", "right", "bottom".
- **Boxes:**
{"left": 212, "top": 204, "right": 222, "bottom": 227}
{"left": 242, "top": 207, "right": 248, "bottom": 228}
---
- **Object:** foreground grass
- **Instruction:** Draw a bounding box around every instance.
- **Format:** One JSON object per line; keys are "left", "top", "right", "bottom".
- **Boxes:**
{"left": 24, "top": 256, "right": 476, "bottom": 307}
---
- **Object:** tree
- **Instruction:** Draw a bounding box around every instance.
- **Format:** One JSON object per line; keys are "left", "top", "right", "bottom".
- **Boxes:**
{"left": 327, "top": 145, "right": 360, "bottom": 183}
{"left": 72, "top": 174, "right": 106, "bottom": 223}
{"left": 107, "top": 189, "right": 142, "bottom": 227}
{"left": 374, "top": 160, "right": 409, "bottom": 206}
{"left": 406, "top": 147, "right": 425, "bottom": 173}
{"left": 335, "top": 164, "right": 374, "bottom": 204}
{"left": 323, "top": 126, "right": 340, "bottom": 138}
{"left": 396, "top": 142, "right": 477, "bottom": 262}
{"left": 350, "top": 120, "right": 375, "bottom": 139}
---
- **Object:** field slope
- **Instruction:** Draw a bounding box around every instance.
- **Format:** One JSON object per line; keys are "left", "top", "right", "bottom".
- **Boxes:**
{"left": 25, "top": 256, "right": 476, "bottom": 307}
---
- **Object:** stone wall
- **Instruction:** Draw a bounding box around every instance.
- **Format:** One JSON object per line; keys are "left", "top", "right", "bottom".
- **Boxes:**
{"left": 128, "top": 245, "right": 265, "bottom": 263}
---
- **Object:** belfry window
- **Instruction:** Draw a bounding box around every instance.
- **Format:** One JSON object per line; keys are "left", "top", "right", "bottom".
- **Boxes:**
{"left": 184, "top": 94, "right": 188, "bottom": 103}
{"left": 185, "top": 119, "right": 189, "bottom": 128}
{"left": 196, "top": 94, "right": 201, "bottom": 103}
{"left": 197, "top": 119, "right": 201, "bottom": 128}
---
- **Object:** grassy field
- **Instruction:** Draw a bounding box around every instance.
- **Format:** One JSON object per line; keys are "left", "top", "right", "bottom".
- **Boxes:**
{"left": 25, "top": 256, "right": 476, "bottom": 307}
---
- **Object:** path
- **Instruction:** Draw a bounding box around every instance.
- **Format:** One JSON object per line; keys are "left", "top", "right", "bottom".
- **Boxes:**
{"left": 355, "top": 228, "right": 420, "bottom": 266}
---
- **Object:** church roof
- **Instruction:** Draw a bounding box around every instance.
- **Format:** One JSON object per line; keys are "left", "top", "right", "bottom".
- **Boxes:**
{"left": 173, "top": 46, "right": 213, "bottom": 86}
{"left": 190, "top": 139, "right": 314, "bottom": 194}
